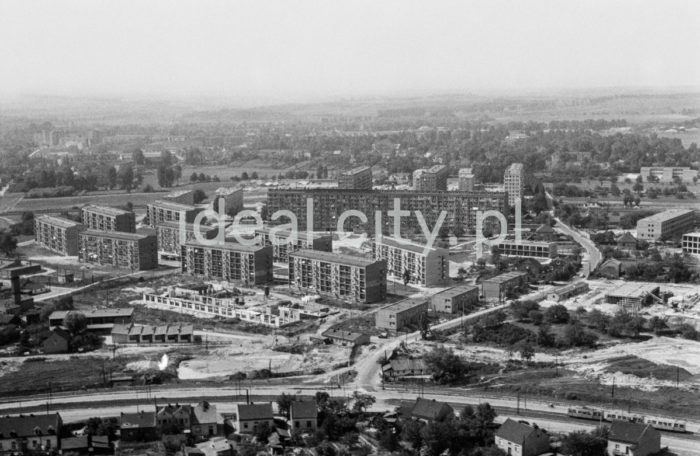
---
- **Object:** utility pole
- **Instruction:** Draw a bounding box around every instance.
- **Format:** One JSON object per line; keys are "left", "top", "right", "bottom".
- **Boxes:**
{"left": 611, "top": 377, "right": 615, "bottom": 404}
{"left": 516, "top": 392, "right": 520, "bottom": 415}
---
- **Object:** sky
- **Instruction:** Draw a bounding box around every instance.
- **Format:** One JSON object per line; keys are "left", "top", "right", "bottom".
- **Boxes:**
{"left": 1, "top": 0, "right": 699, "bottom": 102}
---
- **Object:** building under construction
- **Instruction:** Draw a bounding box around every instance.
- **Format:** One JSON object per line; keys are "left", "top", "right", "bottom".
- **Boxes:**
{"left": 34, "top": 215, "right": 84, "bottom": 255}
{"left": 255, "top": 227, "right": 332, "bottom": 262}
{"left": 181, "top": 241, "right": 273, "bottom": 285}
{"left": 156, "top": 221, "right": 219, "bottom": 260}
{"left": 145, "top": 200, "right": 202, "bottom": 228}
{"left": 81, "top": 204, "right": 136, "bottom": 232}
{"left": 288, "top": 249, "right": 386, "bottom": 304}
{"left": 372, "top": 236, "right": 449, "bottom": 287}
{"left": 78, "top": 229, "right": 158, "bottom": 270}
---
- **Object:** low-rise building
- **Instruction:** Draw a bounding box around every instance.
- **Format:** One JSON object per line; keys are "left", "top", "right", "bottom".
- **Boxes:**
{"left": 34, "top": 215, "right": 84, "bottom": 255}
{"left": 49, "top": 308, "right": 134, "bottom": 333}
{"left": 481, "top": 271, "right": 528, "bottom": 301}
{"left": 321, "top": 328, "right": 370, "bottom": 347}
{"left": 120, "top": 411, "right": 157, "bottom": 442}
{"left": 636, "top": 209, "right": 695, "bottom": 242}
{"left": 376, "top": 298, "right": 428, "bottom": 332}
{"left": 607, "top": 421, "right": 661, "bottom": 456}
{"left": 289, "top": 401, "right": 318, "bottom": 433}
{"left": 681, "top": 232, "right": 700, "bottom": 255}
{"left": 495, "top": 418, "right": 550, "bottom": 456}
{"left": 42, "top": 328, "right": 71, "bottom": 354}
{"left": 289, "top": 250, "right": 387, "bottom": 304}
{"left": 79, "top": 229, "right": 158, "bottom": 270}
{"left": 496, "top": 240, "right": 557, "bottom": 259}
{"left": 605, "top": 283, "right": 661, "bottom": 310}
{"left": 256, "top": 228, "right": 332, "bottom": 262}
{"left": 372, "top": 236, "right": 449, "bottom": 287}
{"left": 192, "top": 401, "right": 218, "bottom": 439}
{"left": 111, "top": 323, "right": 195, "bottom": 344}
{"left": 640, "top": 166, "right": 697, "bottom": 184}
{"left": 409, "top": 398, "right": 453, "bottom": 423}
{"left": 0, "top": 413, "right": 62, "bottom": 454}
{"left": 230, "top": 403, "right": 273, "bottom": 435}
{"left": 546, "top": 281, "right": 589, "bottom": 302}
{"left": 430, "top": 285, "right": 479, "bottom": 314}
{"left": 381, "top": 358, "right": 428, "bottom": 381}
{"left": 81, "top": 205, "right": 136, "bottom": 233}
{"left": 181, "top": 241, "right": 273, "bottom": 285}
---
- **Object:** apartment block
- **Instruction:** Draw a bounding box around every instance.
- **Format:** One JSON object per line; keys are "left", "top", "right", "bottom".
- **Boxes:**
{"left": 81, "top": 204, "right": 136, "bottom": 232}
{"left": 430, "top": 285, "right": 479, "bottom": 314}
{"left": 413, "top": 165, "right": 449, "bottom": 191}
{"left": 156, "top": 221, "right": 219, "bottom": 260}
{"left": 682, "top": 232, "right": 700, "bottom": 255}
{"left": 255, "top": 228, "right": 332, "bottom": 262}
{"left": 266, "top": 189, "right": 508, "bottom": 236}
{"left": 371, "top": 236, "right": 448, "bottom": 286}
{"left": 636, "top": 209, "right": 695, "bottom": 241}
{"left": 166, "top": 189, "right": 197, "bottom": 205}
{"left": 376, "top": 297, "right": 428, "bottom": 332}
{"left": 504, "top": 163, "right": 524, "bottom": 206}
{"left": 79, "top": 229, "right": 157, "bottom": 270}
{"left": 145, "top": 200, "right": 202, "bottom": 228}
{"left": 288, "top": 249, "right": 386, "bottom": 304}
{"left": 34, "top": 215, "right": 84, "bottom": 255}
{"left": 496, "top": 240, "right": 557, "bottom": 259}
{"left": 181, "top": 241, "right": 273, "bottom": 285}
{"left": 482, "top": 271, "right": 528, "bottom": 301}
{"left": 212, "top": 187, "right": 244, "bottom": 215}
{"left": 338, "top": 166, "right": 372, "bottom": 190}
{"left": 640, "top": 166, "right": 697, "bottom": 184}
{"left": 458, "top": 168, "right": 475, "bottom": 191}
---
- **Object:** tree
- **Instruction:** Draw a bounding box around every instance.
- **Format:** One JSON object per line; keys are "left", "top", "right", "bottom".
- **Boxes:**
{"left": 516, "top": 340, "right": 535, "bottom": 362}
{"left": 528, "top": 310, "right": 544, "bottom": 325}
{"left": 253, "top": 422, "right": 272, "bottom": 444}
{"left": 64, "top": 311, "right": 87, "bottom": 335}
{"left": 401, "top": 419, "right": 423, "bottom": 450}
{"left": 544, "top": 304, "right": 570, "bottom": 324}
{"left": 560, "top": 427, "right": 608, "bottom": 456}
{"left": 190, "top": 172, "right": 199, "bottom": 183}
{"left": 424, "top": 345, "right": 466, "bottom": 384}
{"left": 351, "top": 391, "right": 375, "bottom": 414}
{"left": 537, "top": 324, "right": 555, "bottom": 347}
{"left": 192, "top": 189, "right": 207, "bottom": 204}
{"left": 117, "top": 164, "right": 135, "bottom": 190}
{"left": 132, "top": 149, "right": 145, "bottom": 165}
{"left": 276, "top": 393, "right": 296, "bottom": 418}
{"left": 0, "top": 231, "right": 18, "bottom": 256}
{"left": 378, "top": 427, "right": 399, "bottom": 451}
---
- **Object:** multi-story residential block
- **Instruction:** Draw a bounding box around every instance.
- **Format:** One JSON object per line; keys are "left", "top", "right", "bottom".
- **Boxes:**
{"left": 255, "top": 228, "right": 332, "bottom": 262}
{"left": 79, "top": 229, "right": 158, "bottom": 270}
{"left": 0, "top": 413, "right": 63, "bottom": 454}
{"left": 640, "top": 166, "right": 697, "bottom": 184}
{"left": 266, "top": 189, "right": 508, "bottom": 236}
{"left": 156, "top": 221, "right": 218, "bottom": 260}
{"left": 34, "top": 215, "right": 84, "bottom": 255}
{"left": 635, "top": 209, "right": 695, "bottom": 241}
{"left": 682, "top": 232, "right": 700, "bottom": 255}
{"left": 338, "top": 166, "right": 372, "bottom": 190}
{"left": 496, "top": 240, "right": 557, "bottom": 259}
{"left": 504, "top": 163, "right": 524, "bottom": 206}
{"left": 458, "top": 167, "right": 475, "bottom": 191}
{"left": 211, "top": 187, "right": 244, "bottom": 215}
{"left": 288, "top": 250, "right": 386, "bottom": 304}
{"left": 481, "top": 271, "right": 528, "bottom": 301}
{"left": 376, "top": 297, "right": 428, "bottom": 332}
{"left": 413, "top": 165, "right": 449, "bottom": 191}
{"left": 430, "top": 285, "right": 479, "bottom": 314}
{"left": 181, "top": 241, "right": 273, "bottom": 285}
{"left": 145, "top": 200, "right": 202, "bottom": 228}
{"left": 81, "top": 204, "right": 136, "bottom": 232}
{"left": 371, "top": 236, "right": 448, "bottom": 286}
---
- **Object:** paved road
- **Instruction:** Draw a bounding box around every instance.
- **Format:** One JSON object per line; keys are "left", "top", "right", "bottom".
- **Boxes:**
{"left": 554, "top": 216, "right": 602, "bottom": 276}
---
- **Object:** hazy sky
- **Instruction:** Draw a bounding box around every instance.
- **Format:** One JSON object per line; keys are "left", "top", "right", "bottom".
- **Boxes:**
{"left": 1, "top": 0, "right": 699, "bottom": 101}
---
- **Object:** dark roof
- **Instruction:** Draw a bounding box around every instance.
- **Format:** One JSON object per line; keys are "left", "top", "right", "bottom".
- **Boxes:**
{"left": 496, "top": 418, "right": 538, "bottom": 445}
{"left": 46, "top": 327, "right": 71, "bottom": 342}
{"left": 120, "top": 411, "right": 156, "bottom": 429}
{"left": 80, "top": 229, "right": 154, "bottom": 242}
{"left": 0, "top": 413, "right": 62, "bottom": 438}
{"left": 290, "top": 249, "right": 379, "bottom": 268}
{"left": 535, "top": 224, "right": 556, "bottom": 234}
{"left": 617, "top": 232, "right": 637, "bottom": 244}
{"left": 289, "top": 401, "right": 317, "bottom": 420}
{"left": 321, "top": 328, "right": 366, "bottom": 343}
{"left": 61, "top": 436, "right": 89, "bottom": 450}
{"left": 609, "top": 421, "right": 657, "bottom": 445}
{"left": 410, "top": 398, "right": 452, "bottom": 421}
{"left": 235, "top": 403, "right": 272, "bottom": 421}
{"left": 192, "top": 401, "right": 218, "bottom": 425}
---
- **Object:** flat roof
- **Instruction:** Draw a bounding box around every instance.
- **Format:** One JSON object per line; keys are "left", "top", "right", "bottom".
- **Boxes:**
{"left": 498, "top": 240, "right": 554, "bottom": 247}
{"left": 149, "top": 200, "right": 199, "bottom": 211}
{"left": 167, "top": 190, "right": 193, "bottom": 197}
{"left": 605, "top": 282, "right": 659, "bottom": 298}
{"left": 380, "top": 297, "right": 428, "bottom": 313}
{"left": 159, "top": 221, "right": 217, "bottom": 232}
{"left": 36, "top": 214, "right": 82, "bottom": 229}
{"left": 82, "top": 204, "right": 131, "bottom": 217}
{"left": 290, "top": 249, "right": 379, "bottom": 268}
{"left": 638, "top": 209, "right": 695, "bottom": 223}
{"left": 49, "top": 307, "right": 134, "bottom": 320}
{"left": 483, "top": 271, "right": 527, "bottom": 284}
{"left": 683, "top": 232, "right": 700, "bottom": 237}
{"left": 81, "top": 229, "right": 154, "bottom": 241}
{"left": 375, "top": 236, "right": 444, "bottom": 254}
{"left": 550, "top": 281, "right": 589, "bottom": 295}
{"left": 341, "top": 166, "right": 371, "bottom": 175}
{"left": 433, "top": 285, "right": 479, "bottom": 299}
{"left": 215, "top": 187, "right": 243, "bottom": 195}
{"left": 255, "top": 227, "right": 330, "bottom": 239}
{"left": 185, "top": 240, "right": 267, "bottom": 253}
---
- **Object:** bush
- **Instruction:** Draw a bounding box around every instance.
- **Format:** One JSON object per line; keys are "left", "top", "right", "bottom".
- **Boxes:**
{"left": 544, "top": 304, "right": 570, "bottom": 324}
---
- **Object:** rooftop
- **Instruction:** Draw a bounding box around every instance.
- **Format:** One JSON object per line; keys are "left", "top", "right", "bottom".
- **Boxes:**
{"left": 82, "top": 204, "right": 131, "bottom": 217}
{"left": 49, "top": 308, "right": 134, "bottom": 321}
{"left": 149, "top": 200, "right": 199, "bottom": 211}
{"left": 0, "top": 413, "right": 62, "bottom": 438}
{"left": 432, "top": 285, "right": 479, "bottom": 299}
{"left": 36, "top": 215, "right": 82, "bottom": 229}
{"left": 290, "top": 249, "right": 379, "bottom": 268}
{"left": 159, "top": 221, "right": 217, "bottom": 232}
{"left": 81, "top": 229, "right": 154, "bottom": 241}
{"left": 341, "top": 166, "right": 371, "bottom": 176}
{"left": 322, "top": 328, "right": 367, "bottom": 343}
{"left": 483, "top": 271, "right": 527, "bottom": 284}
{"left": 185, "top": 240, "right": 268, "bottom": 253}
{"left": 375, "top": 236, "right": 445, "bottom": 254}
{"left": 380, "top": 297, "right": 428, "bottom": 313}
{"left": 606, "top": 283, "right": 659, "bottom": 298}
{"left": 410, "top": 398, "right": 452, "bottom": 421}
{"left": 495, "top": 418, "right": 538, "bottom": 445}
{"left": 120, "top": 411, "right": 156, "bottom": 429}
{"left": 638, "top": 209, "right": 695, "bottom": 223}
{"left": 235, "top": 403, "right": 273, "bottom": 421}
{"left": 609, "top": 420, "right": 657, "bottom": 444}
{"left": 289, "top": 401, "right": 318, "bottom": 419}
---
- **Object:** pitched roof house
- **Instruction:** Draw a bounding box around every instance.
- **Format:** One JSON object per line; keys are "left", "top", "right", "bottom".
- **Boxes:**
{"left": 230, "top": 403, "right": 273, "bottom": 434}
{"left": 607, "top": 421, "right": 660, "bottom": 456}
{"left": 495, "top": 418, "right": 550, "bottom": 456}
{"left": 120, "top": 411, "right": 157, "bottom": 442}
{"left": 192, "top": 401, "right": 218, "bottom": 438}
{"left": 42, "top": 328, "right": 71, "bottom": 354}
{"left": 289, "top": 401, "right": 318, "bottom": 432}
{"left": 409, "top": 398, "right": 454, "bottom": 423}
{"left": 0, "top": 413, "right": 62, "bottom": 454}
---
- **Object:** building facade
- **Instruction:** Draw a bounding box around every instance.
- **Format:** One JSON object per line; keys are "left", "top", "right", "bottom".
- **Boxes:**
{"left": 81, "top": 205, "right": 136, "bottom": 233}
{"left": 430, "top": 285, "right": 479, "bottom": 314}
{"left": 482, "top": 271, "right": 528, "bottom": 301}
{"left": 34, "top": 215, "right": 84, "bottom": 255}
{"left": 458, "top": 167, "right": 475, "bottom": 191}
{"left": 338, "top": 166, "right": 372, "bottom": 190}
{"left": 79, "top": 229, "right": 158, "bottom": 270}
{"left": 255, "top": 228, "right": 333, "bottom": 262}
{"left": 681, "top": 232, "right": 700, "bottom": 255}
{"left": 496, "top": 240, "right": 557, "bottom": 259}
{"left": 413, "top": 165, "right": 449, "bottom": 191}
{"left": 640, "top": 166, "right": 697, "bottom": 184}
{"left": 156, "top": 221, "right": 218, "bottom": 260}
{"left": 181, "top": 241, "right": 273, "bottom": 285}
{"left": 0, "top": 413, "right": 62, "bottom": 454}
{"left": 372, "top": 236, "right": 448, "bottom": 287}
{"left": 288, "top": 250, "right": 386, "bottom": 304}
{"left": 504, "top": 163, "right": 524, "bottom": 206}
{"left": 376, "top": 298, "right": 428, "bottom": 332}
{"left": 146, "top": 200, "right": 202, "bottom": 228}
{"left": 636, "top": 209, "right": 695, "bottom": 241}
{"left": 495, "top": 418, "right": 550, "bottom": 456}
